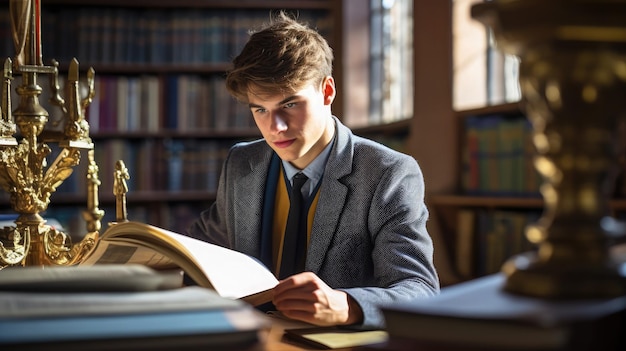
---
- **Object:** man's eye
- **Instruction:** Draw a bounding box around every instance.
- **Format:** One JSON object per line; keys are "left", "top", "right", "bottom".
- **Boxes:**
{"left": 284, "top": 102, "right": 296, "bottom": 109}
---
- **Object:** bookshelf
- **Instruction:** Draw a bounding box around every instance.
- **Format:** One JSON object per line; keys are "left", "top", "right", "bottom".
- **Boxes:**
{"left": 429, "top": 102, "right": 545, "bottom": 281}
{"left": 432, "top": 98, "right": 626, "bottom": 281}
{"left": 379, "top": 1, "right": 626, "bottom": 347}
{"left": 0, "top": 0, "right": 343, "bottom": 236}
{"left": 354, "top": 118, "right": 411, "bottom": 154}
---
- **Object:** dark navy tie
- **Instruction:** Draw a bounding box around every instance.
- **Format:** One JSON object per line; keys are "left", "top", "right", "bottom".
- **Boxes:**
{"left": 279, "top": 172, "right": 308, "bottom": 279}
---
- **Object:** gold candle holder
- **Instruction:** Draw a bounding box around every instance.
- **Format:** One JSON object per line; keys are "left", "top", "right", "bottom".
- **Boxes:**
{"left": 0, "top": 0, "right": 103, "bottom": 267}
{"left": 472, "top": 0, "right": 626, "bottom": 298}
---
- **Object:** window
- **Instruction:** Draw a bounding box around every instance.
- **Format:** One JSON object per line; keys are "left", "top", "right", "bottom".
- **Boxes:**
{"left": 340, "top": 0, "right": 413, "bottom": 127}
{"left": 370, "top": 0, "right": 413, "bottom": 124}
{"left": 453, "top": 0, "right": 520, "bottom": 111}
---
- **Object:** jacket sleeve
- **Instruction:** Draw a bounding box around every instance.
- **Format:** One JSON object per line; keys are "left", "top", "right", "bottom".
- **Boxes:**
{"left": 339, "top": 156, "right": 440, "bottom": 329}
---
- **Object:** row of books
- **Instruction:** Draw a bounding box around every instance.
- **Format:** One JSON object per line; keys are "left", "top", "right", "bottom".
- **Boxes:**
{"left": 53, "top": 139, "right": 237, "bottom": 196}
{"left": 461, "top": 113, "right": 542, "bottom": 197}
{"left": 365, "top": 133, "right": 408, "bottom": 154}
{"left": 0, "top": 8, "right": 330, "bottom": 65}
{"left": 455, "top": 208, "right": 540, "bottom": 279}
{"left": 7, "top": 189, "right": 210, "bottom": 241}
{"left": 43, "top": 202, "right": 207, "bottom": 242}
{"left": 15, "top": 73, "right": 254, "bottom": 134}
{"left": 83, "top": 75, "right": 254, "bottom": 133}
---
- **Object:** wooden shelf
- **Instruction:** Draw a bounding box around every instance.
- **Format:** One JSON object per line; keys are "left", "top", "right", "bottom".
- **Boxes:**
{"left": 454, "top": 101, "right": 523, "bottom": 118}
{"left": 63, "top": 63, "right": 233, "bottom": 75}
{"left": 430, "top": 194, "right": 626, "bottom": 211}
{"left": 353, "top": 118, "right": 411, "bottom": 136}
{"left": 90, "top": 129, "right": 261, "bottom": 140}
{"left": 44, "top": 0, "right": 334, "bottom": 10}
{"left": 430, "top": 194, "right": 543, "bottom": 209}
{"left": 43, "top": 191, "right": 216, "bottom": 205}
{"left": 127, "top": 191, "right": 216, "bottom": 203}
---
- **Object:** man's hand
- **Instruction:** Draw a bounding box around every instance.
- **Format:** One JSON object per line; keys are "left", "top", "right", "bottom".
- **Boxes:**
{"left": 272, "top": 272, "right": 363, "bottom": 326}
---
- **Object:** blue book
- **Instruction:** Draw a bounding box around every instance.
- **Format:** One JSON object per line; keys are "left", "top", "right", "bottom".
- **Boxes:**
{"left": 0, "top": 265, "right": 268, "bottom": 350}
{"left": 0, "top": 308, "right": 261, "bottom": 350}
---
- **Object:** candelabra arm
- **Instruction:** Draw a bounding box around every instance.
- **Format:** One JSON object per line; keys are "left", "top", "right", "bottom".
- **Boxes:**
{"left": 0, "top": 58, "right": 16, "bottom": 146}
{"left": 42, "top": 147, "right": 80, "bottom": 198}
{"left": 83, "top": 149, "right": 104, "bottom": 234}
{"left": 48, "top": 59, "right": 66, "bottom": 114}
{"left": 42, "top": 224, "right": 97, "bottom": 266}
{"left": 81, "top": 67, "right": 95, "bottom": 113}
{"left": 62, "top": 58, "right": 91, "bottom": 147}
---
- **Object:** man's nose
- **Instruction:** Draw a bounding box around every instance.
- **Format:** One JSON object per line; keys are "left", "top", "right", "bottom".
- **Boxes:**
{"left": 270, "top": 113, "right": 288, "bottom": 133}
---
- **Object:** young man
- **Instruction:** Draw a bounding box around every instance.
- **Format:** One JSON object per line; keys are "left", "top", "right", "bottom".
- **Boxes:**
{"left": 187, "top": 12, "right": 439, "bottom": 328}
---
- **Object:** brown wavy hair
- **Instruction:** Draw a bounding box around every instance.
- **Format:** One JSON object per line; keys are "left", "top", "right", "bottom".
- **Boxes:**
{"left": 225, "top": 11, "right": 334, "bottom": 103}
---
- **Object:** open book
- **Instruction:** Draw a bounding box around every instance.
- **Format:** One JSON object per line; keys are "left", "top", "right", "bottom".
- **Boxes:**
{"left": 81, "top": 221, "right": 278, "bottom": 306}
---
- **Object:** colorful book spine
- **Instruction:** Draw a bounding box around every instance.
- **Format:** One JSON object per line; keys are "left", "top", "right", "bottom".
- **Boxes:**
{"left": 462, "top": 114, "right": 540, "bottom": 197}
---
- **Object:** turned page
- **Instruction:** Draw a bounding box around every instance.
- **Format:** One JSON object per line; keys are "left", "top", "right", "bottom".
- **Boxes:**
{"left": 82, "top": 222, "right": 279, "bottom": 302}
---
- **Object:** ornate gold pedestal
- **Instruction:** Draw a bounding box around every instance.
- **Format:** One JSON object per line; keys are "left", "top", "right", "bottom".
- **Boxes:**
{"left": 0, "top": 0, "right": 104, "bottom": 267}
{"left": 473, "top": 0, "right": 626, "bottom": 298}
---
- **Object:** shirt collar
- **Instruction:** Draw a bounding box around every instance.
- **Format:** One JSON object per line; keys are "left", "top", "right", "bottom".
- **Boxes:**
{"left": 282, "top": 128, "right": 336, "bottom": 195}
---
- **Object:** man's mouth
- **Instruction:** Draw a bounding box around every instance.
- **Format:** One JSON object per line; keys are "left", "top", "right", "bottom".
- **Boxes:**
{"left": 274, "top": 139, "right": 295, "bottom": 148}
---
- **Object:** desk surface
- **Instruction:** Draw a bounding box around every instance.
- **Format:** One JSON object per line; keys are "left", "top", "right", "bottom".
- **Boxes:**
{"left": 252, "top": 315, "right": 381, "bottom": 351}
{"left": 245, "top": 316, "right": 387, "bottom": 351}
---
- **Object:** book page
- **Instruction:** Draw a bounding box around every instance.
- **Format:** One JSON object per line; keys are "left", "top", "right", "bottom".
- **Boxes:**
{"left": 86, "top": 222, "right": 279, "bottom": 302}
{"left": 156, "top": 231, "right": 278, "bottom": 300}
{"left": 81, "top": 240, "right": 178, "bottom": 269}
{"left": 0, "top": 286, "right": 243, "bottom": 318}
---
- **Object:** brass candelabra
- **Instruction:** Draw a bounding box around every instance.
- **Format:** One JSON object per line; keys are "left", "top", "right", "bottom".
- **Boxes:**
{"left": 473, "top": 0, "right": 626, "bottom": 298}
{"left": 0, "top": 0, "right": 104, "bottom": 267}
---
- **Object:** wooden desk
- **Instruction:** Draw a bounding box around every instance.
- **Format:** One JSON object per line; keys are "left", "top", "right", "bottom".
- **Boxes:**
{"left": 252, "top": 315, "right": 360, "bottom": 351}
{"left": 253, "top": 315, "right": 317, "bottom": 351}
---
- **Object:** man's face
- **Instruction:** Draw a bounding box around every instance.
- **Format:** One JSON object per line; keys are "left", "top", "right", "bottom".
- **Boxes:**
{"left": 247, "top": 77, "right": 336, "bottom": 170}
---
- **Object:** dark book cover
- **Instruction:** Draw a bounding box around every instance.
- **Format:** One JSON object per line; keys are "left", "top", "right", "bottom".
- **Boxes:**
{"left": 381, "top": 274, "right": 626, "bottom": 350}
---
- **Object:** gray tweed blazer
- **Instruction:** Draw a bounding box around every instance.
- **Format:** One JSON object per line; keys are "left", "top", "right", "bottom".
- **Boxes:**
{"left": 187, "top": 116, "right": 440, "bottom": 328}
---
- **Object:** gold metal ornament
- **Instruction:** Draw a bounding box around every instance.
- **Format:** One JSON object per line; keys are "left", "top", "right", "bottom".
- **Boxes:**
{"left": 472, "top": 0, "right": 626, "bottom": 298}
{"left": 0, "top": 0, "right": 103, "bottom": 267}
{"left": 112, "top": 160, "right": 130, "bottom": 225}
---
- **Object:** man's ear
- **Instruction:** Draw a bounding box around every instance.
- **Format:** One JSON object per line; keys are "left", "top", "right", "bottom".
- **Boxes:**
{"left": 322, "top": 76, "right": 336, "bottom": 105}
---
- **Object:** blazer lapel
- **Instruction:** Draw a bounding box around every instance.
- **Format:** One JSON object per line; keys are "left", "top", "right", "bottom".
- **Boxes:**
{"left": 234, "top": 146, "right": 274, "bottom": 259}
{"left": 306, "top": 118, "right": 353, "bottom": 273}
